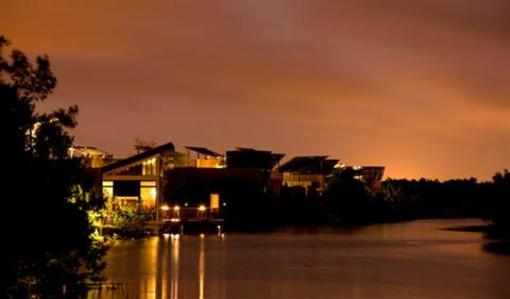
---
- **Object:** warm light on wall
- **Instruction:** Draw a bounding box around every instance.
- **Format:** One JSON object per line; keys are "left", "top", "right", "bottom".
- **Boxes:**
{"left": 102, "top": 181, "right": 113, "bottom": 187}
{"left": 160, "top": 204, "right": 170, "bottom": 211}
{"left": 142, "top": 157, "right": 157, "bottom": 175}
{"left": 140, "top": 181, "right": 157, "bottom": 209}
{"left": 195, "top": 157, "right": 226, "bottom": 169}
{"left": 102, "top": 181, "right": 113, "bottom": 199}
{"left": 210, "top": 194, "right": 220, "bottom": 209}
{"left": 198, "top": 205, "right": 207, "bottom": 211}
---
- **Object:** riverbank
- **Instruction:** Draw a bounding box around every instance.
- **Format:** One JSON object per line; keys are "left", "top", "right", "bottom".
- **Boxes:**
{"left": 443, "top": 222, "right": 510, "bottom": 255}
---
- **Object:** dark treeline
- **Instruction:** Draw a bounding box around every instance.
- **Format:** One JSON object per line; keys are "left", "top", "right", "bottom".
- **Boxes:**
{"left": 271, "top": 168, "right": 510, "bottom": 231}
{"left": 487, "top": 170, "right": 510, "bottom": 232}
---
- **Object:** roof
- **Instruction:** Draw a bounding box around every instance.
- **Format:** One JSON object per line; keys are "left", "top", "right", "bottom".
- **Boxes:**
{"left": 271, "top": 153, "right": 286, "bottom": 166}
{"left": 102, "top": 142, "right": 175, "bottom": 173}
{"left": 358, "top": 166, "right": 385, "bottom": 170}
{"left": 279, "top": 156, "right": 339, "bottom": 174}
{"left": 185, "top": 146, "right": 223, "bottom": 157}
{"left": 234, "top": 147, "right": 285, "bottom": 167}
{"left": 226, "top": 149, "right": 285, "bottom": 169}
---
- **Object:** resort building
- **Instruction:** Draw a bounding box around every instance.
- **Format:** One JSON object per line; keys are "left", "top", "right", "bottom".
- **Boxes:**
{"left": 72, "top": 141, "right": 385, "bottom": 223}
{"left": 227, "top": 148, "right": 285, "bottom": 195}
{"left": 226, "top": 148, "right": 284, "bottom": 170}
{"left": 279, "top": 156, "right": 339, "bottom": 195}
{"left": 349, "top": 165, "right": 386, "bottom": 191}
{"left": 163, "top": 148, "right": 284, "bottom": 210}
{"left": 98, "top": 143, "right": 227, "bottom": 221}
{"left": 183, "top": 146, "right": 225, "bottom": 168}
{"left": 101, "top": 142, "right": 175, "bottom": 219}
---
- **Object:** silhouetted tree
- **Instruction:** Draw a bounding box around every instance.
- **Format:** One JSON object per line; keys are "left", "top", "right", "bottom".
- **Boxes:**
{"left": 133, "top": 137, "right": 157, "bottom": 153}
{"left": 1, "top": 36, "right": 105, "bottom": 297}
{"left": 274, "top": 185, "right": 325, "bottom": 225}
{"left": 374, "top": 177, "right": 487, "bottom": 220}
{"left": 488, "top": 169, "right": 510, "bottom": 230}
{"left": 323, "top": 168, "right": 371, "bottom": 224}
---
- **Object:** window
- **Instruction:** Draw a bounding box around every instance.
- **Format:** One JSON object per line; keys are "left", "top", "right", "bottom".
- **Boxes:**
{"left": 142, "top": 158, "right": 157, "bottom": 175}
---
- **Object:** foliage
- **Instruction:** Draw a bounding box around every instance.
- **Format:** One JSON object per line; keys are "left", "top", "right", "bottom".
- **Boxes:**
{"left": 375, "top": 177, "right": 486, "bottom": 219}
{"left": 323, "top": 168, "right": 372, "bottom": 224}
{"left": 133, "top": 137, "right": 157, "bottom": 153}
{"left": 108, "top": 207, "right": 151, "bottom": 239}
{"left": 1, "top": 36, "right": 106, "bottom": 297}
{"left": 273, "top": 170, "right": 501, "bottom": 227}
{"left": 274, "top": 185, "right": 325, "bottom": 226}
{"left": 487, "top": 170, "right": 510, "bottom": 229}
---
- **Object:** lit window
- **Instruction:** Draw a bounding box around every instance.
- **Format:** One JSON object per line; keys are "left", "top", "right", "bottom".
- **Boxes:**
{"left": 142, "top": 158, "right": 157, "bottom": 175}
{"left": 102, "top": 181, "right": 113, "bottom": 187}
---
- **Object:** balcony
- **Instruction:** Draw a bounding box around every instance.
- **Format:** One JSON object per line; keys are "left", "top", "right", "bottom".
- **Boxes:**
{"left": 160, "top": 206, "right": 222, "bottom": 222}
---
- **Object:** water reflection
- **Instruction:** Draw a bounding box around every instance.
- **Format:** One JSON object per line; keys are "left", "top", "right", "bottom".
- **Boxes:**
{"left": 199, "top": 236, "right": 205, "bottom": 299}
{"left": 90, "top": 219, "right": 510, "bottom": 299}
{"left": 171, "top": 235, "right": 179, "bottom": 299}
{"left": 157, "top": 234, "right": 183, "bottom": 299}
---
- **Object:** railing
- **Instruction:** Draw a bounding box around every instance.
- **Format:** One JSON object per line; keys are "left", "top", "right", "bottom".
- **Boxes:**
{"left": 160, "top": 207, "right": 221, "bottom": 221}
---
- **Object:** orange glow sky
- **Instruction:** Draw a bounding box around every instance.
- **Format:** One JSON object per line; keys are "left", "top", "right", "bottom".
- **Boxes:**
{"left": 2, "top": 0, "right": 509, "bottom": 180}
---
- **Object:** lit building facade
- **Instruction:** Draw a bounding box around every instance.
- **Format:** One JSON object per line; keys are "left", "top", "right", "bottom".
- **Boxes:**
{"left": 279, "top": 156, "right": 339, "bottom": 195}
{"left": 350, "top": 165, "right": 385, "bottom": 191}
{"left": 183, "top": 146, "right": 226, "bottom": 168}
{"left": 98, "top": 143, "right": 227, "bottom": 220}
{"left": 101, "top": 142, "right": 175, "bottom": 219}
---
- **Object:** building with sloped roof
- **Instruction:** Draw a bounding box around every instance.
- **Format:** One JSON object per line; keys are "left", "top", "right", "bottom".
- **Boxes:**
{"left": 279, "top": 156, "right": 339, "bottom": 195}
{"left": 226, "top": 148, "right": 286, "bottom": 195}
{"left": 183, "top": 146, "right": 225, "bottom": 168}
{"left": 226, "top": 148, "right": 284, "bottom": 170}
{"left": 101, "top": 142, "right": 176, "bottom": 219}
{"left": 348, "top": 165, "right": 386, "bottom": 191}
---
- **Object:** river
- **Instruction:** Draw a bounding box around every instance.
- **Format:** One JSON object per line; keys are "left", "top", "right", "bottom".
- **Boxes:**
{"left": 88, "top": 219, "right": 510, "bottom": 299}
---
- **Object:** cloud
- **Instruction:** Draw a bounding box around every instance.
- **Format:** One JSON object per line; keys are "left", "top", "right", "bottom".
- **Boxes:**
{"left": 2, "top": 0, "right": 510, "bottom": 179}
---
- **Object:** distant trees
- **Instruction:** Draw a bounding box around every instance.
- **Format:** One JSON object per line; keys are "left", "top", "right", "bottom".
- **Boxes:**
{"left": 1, "top": 36, "right": 105, "bottom": 297}
{"left": 487, "top": 170, "right": 510, "bottom": 230}
{"left": 275, "top": 185, "right": 324, "bottom": 225}
{"left": 372, "top": 172, "right": 510, "bottom": 232}
{"left": 285, "top": 170, "right": 500, "bottom": 226}
{"left": 374, "top": 178, "right": 485, "bottom": 220}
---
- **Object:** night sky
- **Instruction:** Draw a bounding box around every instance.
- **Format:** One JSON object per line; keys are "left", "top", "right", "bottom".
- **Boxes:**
{"left": 2, "top": 0, "right": 509, "bottom": 180}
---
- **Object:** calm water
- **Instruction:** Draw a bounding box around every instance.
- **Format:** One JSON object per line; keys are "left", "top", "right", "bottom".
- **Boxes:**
{"left": 88, "top": 219, "right": 510, "bottom": 299}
